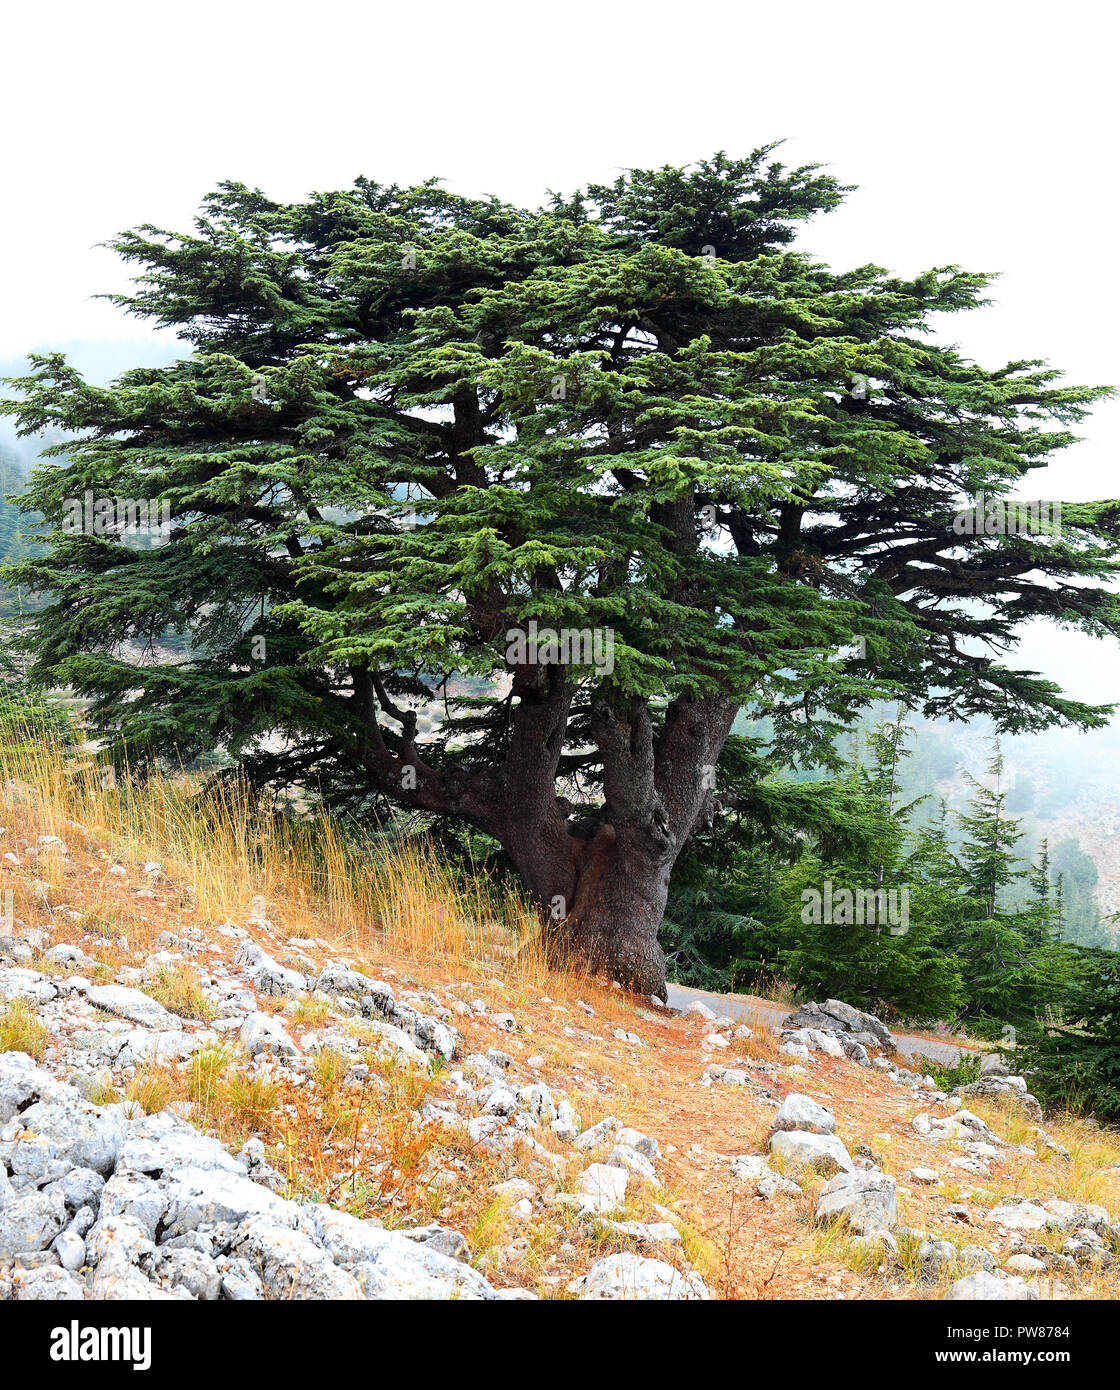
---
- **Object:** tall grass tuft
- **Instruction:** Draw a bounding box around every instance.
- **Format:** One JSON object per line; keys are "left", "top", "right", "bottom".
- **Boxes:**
{"left": 0, "top": 733, "right": 554, "bottom": 988}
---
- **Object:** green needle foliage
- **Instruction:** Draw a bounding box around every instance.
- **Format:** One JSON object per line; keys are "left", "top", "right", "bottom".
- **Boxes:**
{"left": 666, "top": 726, "right": 1075, "bottom": 1029}
{"left": 1018, "top": 947, "right": 1120, "bottom": 1121}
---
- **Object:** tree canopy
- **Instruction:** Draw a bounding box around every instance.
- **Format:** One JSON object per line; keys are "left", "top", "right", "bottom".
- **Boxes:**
{"left": 3, "top": 146, "right": 1117, "bottom": 996}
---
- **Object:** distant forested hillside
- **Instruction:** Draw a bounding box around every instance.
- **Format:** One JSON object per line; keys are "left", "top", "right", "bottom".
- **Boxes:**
{"left": 0, "top": 445, "right": 39, "bottom": 619}
{"left": 731, "top": 707, "right": 1112, "bottom": 950}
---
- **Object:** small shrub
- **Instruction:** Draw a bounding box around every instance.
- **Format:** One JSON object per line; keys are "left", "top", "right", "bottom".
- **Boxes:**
{"left": 926, "top": 1054, "right": 982, "bottom": 1092}
{"left": 222, "top": 1068, "right": 279, "bottom": 1129}
{"left": 147, "top": 963, "right": 216, "bottom": 1021}
{"left": 0, "top": 999, "right": 47, "bottom": 1059}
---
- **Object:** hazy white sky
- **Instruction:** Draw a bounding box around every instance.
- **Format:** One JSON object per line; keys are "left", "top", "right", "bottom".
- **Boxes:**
{"left": 3, "top": 0, "right": 1119, "bottom": 703}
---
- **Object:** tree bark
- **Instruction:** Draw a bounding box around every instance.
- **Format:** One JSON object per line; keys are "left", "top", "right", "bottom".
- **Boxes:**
{"left": 496, "top": 692, "right": 738, "bottom": 1001}
{"left": 555, "top": 821, "right": 674, "bottom": 999}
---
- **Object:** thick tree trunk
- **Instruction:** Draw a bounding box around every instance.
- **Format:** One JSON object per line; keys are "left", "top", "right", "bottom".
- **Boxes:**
{"left": 497, "top": 816, "right": 673, "bottom": 999}
{"left": 497, "top": 693, "right": 737, "bottom": 1001}
{"left": 557, "top": 823, "right": 673, "bottom": 999}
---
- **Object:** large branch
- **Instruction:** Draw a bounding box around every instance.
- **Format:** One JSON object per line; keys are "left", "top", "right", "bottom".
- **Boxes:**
{"left": 655, "top": 693, "right": 738, "bottom": 843}
{"left": 349, "top": 667, "right": 500, "bottom": 826}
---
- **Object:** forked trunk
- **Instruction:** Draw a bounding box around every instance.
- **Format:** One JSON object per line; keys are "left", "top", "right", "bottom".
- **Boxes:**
{"left": 492, "top": 692, "right": 737, "bottom": 1001}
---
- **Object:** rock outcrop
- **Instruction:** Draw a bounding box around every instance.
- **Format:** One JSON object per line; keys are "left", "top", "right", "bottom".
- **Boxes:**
{"left": 781, "top": 998, "right": 896, "bottom": 1058}
{"left": 0, "top": 1051, "right": 515, "bottom": 1301}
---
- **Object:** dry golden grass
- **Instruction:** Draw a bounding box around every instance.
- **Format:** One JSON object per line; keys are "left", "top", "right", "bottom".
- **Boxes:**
{"left": 1, "top": 738, "right": 697, "bottom": 1292}
{"left": 145, "top": 962, "right": 216, "bottom": 1021}
{"left": 967, "top": 1093, "right": 1120, "bottom": 1212}
{"left": 0, "top": 998, "right": 48, "bottom": 1059}
{"left": 0, "top": 735, "right": 584, "bottom": 1001}
{"left": 124, "top": 1065, "right": 177, "bottom": 1115}
{"left": 730, "top": 1026, "right": 784, "bottom": 1068}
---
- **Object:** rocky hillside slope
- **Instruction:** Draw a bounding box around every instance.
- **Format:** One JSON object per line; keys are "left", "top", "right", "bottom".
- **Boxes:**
{"left": 2, "top": 809, "right": 1120, "bottom": 1301}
